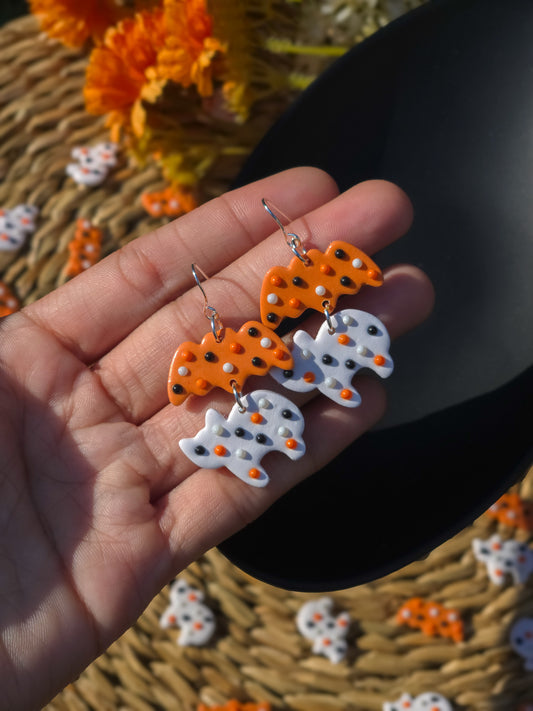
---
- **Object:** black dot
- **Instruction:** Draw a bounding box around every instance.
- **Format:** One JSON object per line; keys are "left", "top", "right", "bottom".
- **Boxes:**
{"left": 306, "top": 621, "right": 315, "bottom": 628}
{"left": 266, "top": 312, "right": 278, "bottom": 323}
{"left": 283, "top": 369, "right": 294, "bottom": 378}
{"left": 235, "top": 427, "right": 245, "bottom": 437}
{"left": 340, "top": 276, "right": 351, "bottom": 286}
{"left": 256, "top": 433, "right": 267, "bottom": 444}
{"left": 292, "top": 276, "right": 303, "bottom": 286}
{"left": 172, "top": 384, "right": 184, "bottom": 394}
{"left": 282, "top": 409, "right": 292, "bottom": 419}
{"left": 251, "top": 357, "right": 263, "bottom": 367}
{"left": 345, "top": 359, "right": 356, "bottom": 370}
{"left": 194, "top": 445, "right": 206, "bottom": 455}
{"left": 515, "top": 637, "right": 524, "bottom": 645}
{"left": 204, "top": 351, "right": 216, "bottom": 361}
{"left": 182, "top": 614, "right": 191, "bottom": 622}
{"left": 248, "top": 327, "right": 259, "bottom": 337}
{"left": 367, "top": 325, "right": 378, "bottom": 336}
{"left": 334, "top": 248, "right": 346, "bottom": 259}
{"left": 322, "top": 354, "right": 333, "bottom": 365}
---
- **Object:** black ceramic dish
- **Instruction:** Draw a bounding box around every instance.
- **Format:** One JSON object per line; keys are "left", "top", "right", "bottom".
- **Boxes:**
{"left": 218, "top": 0, "right": 533, "bottom": 591}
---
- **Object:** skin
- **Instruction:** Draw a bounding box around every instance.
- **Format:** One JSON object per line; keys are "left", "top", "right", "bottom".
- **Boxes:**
{"left": 0, "top": 168, "right": 434, "bottom": 710}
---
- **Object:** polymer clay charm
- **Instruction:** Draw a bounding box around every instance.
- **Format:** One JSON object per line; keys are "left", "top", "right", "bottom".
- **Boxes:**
{"left": 486, "top": 492, "right": 533, "bottom": 531}
{"left": 383, "top": 692, "right": 453, "bottom": 711}
{"left": 510, "top": 617, "right": 533, "bottom": 671}
{"left": 0, "top": 281, "right": 20, "bottom": 317}
{"left": 271, "top": 308, "right": 393, "bottom": 406}
{"left": 141, "top": 185, "right": 197, "bottom": 217}
{"left": 259, "top": 240, "right": 383, "bottom": 328}
{"left": 472, "top": 534, "right": 533, "bottom": 585}
{"left": 396, "top": 597, "right": 464, "bottom": 642}
{"left": 0, "top": 204, "right": 39, "bottom": 251}
{"left": 64, "top": 218, "right": 103, "bottom": 277}
{"left": 179, "top": 389, "right": 305, "bottom": 487}
{"left": 66, "top": 141, "right": 118, "bottom": 186}
{"left": 168, "top": 320, "right": 292, "bottom": 405}
{"left": 160, "top": 577, "right": 215, "bottom": 647}
{"left": 296, "top": 597, "right": 350, "bottom": 664}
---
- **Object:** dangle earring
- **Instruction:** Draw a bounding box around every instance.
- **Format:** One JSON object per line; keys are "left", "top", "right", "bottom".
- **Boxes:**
{"left": 261, "top": 200, "right": 394, "bottom": 407}
{"left": 169, "top": 264, "right": 306, "bottom": 487}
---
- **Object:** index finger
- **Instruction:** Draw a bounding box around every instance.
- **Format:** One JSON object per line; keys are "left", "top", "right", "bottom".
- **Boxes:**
{"left": 25, "top": 168, "right": 339, "bottom": 363}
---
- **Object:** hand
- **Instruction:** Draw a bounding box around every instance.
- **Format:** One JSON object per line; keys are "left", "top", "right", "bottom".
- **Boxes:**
{"left": 0, "top": 168, "right": 433, "bottom": 710}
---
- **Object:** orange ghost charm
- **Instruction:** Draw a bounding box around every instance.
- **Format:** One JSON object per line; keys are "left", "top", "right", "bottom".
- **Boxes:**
{"left": 64, "top": 219, "right": 103, "bottom": 277}
{"left": 396, "top": 597, "right": 464, "bottom": 642}
{"left": 168, "top": 321, "right": 293, "bottom": 406}
{"left": 486, "top": 492, "right": 533, "bottom": 532}
{"left": 0, "top": 281, "right": 20, "bottom": 317}
{"left": 259, "top": 240, "right": 383, "bottom": 328}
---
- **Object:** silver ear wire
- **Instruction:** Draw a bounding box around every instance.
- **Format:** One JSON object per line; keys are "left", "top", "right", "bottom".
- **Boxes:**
{"left": 191, "top": 263, "right": 224, "bottom": 342}
{"left": 262, "top": 198, "right": 310, "bottom": 265}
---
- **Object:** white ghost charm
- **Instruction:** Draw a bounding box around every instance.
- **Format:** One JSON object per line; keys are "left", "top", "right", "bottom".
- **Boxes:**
{"left": 472, "top": 535, "right": 533, "bottom": 585}
{"left": 67, "top": 141, "right": 119, "bottom": 186}
{"left": 383, "top": 691, "right": 453, "bottom": 711}
{"left": 179, "top": 389, "right": 305, "bottom": 488}
{"left": 271, "top": 308, "right": 393, "bottom": 407}
{"left": 0, "top": 204, "right": 39, "bottom": 251}
{"left": 296, "top": 597, "right": 350, "bottom": 664}
{"left": 510, "top": 617, "right": 533, "bottom": 671}
{"left": 159, "top": 576, "right": 215, "bottom": 647}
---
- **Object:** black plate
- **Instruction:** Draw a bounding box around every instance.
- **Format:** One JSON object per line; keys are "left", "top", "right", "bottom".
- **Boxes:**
{"left": 218, "top": 0, "right": 533, "bottom": 591}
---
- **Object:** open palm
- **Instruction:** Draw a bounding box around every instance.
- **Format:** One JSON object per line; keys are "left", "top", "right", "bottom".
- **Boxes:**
{"left": 0, "top": 168, "right": 433, "bottom": 710}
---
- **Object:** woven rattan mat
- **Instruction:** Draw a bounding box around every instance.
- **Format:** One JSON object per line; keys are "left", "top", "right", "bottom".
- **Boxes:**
{"left": 1, "top": 14, "right": 532, "bottom": 711}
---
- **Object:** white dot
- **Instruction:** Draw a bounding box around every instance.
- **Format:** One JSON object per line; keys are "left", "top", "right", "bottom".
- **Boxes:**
{"left": 222, "top": 362, "right": 234, "bottom": 373}
{"left": 301, "top": 349, "right": 312, "bottom": 359}
{"left": 356, "top": 344, "right": 367, "bottom": 356}
{"left": 258, "top": 397, "right": 270, "bottom": 409}
{"left": 325, "top": 376, "right": 337, "bottom": 388}
{"left": 429, "top": 607, "right": 439, "bottom": 617}
{"left": 342, "top": 315, "right": 353, "bottom": 326}
{"left": 177, "top": 366, "right": 189, "bottom": 376}
{"left": 315, "top": 285, "right": 326, "bottom": 296}
{"left": 236, "top": 448, "right": 247, "bottom": 459}
{"left": 211, "top": 424, "right": 224, "bottom": 436}
{"left": 278, "top": 426, "right": 290, "bottom": 437}
{"left": 267, "top": 293, "right": 278, "bottom": 304}
{"left": 6, "top": 299, "right": 16, "bottom": 307}
{"left": 352, "top": 258, "right": 363, "bottom": 268}
{"left": 260, "top": 337, "right": 272, "bottom": 348}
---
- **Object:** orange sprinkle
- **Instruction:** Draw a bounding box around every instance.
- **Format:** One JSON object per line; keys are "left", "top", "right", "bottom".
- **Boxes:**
{"left": 180, "top": 349, "right": 194, "bottom": 361}
{"left": 285, "top": 438, "right": 297, "bottom": 449}
{"left": 320, "top": 263, "right": 332, "bottom": 274}
{"left": 288, "top": 297, "right": 301, "bottom": 309}
{"left": 367, "top": 269, "right": 379, "bottom": 280}
{"left": 168, "top": 614, "right": 176, "bottom": 624}
{"left": 340, "top": 389, "right": 353, "bottom": 400}
{"left": 250, "top": 412, "right": 263, "bottom": 424}
{"left": 273, "top": 348, "right": 286, "bottom": 360}
{"left": 196, "top": 378, "right": 209, "bottom": 389}
{"left": 270, "top": 274, "right": 282, "bottom": 286}
{"left": 303, "top": 371, "right": 315, "bottom": 383}
{"left": 214, "top": 445, "right": 226, "bottom": 456}
{"left": 193, "top": 621, "right": 204, "bottom": 630}
{"left": 373, "top": 354, "right": 386, "bottom": 366}
{"left": 248, "top": 468, "right": 261, "bottom": 479}
{"left": 313, "top": 613, "right": 323, "bottom": 621}
{"left": 337, "top": 334, "right": 350, "bottom": 345}
{"left": 322, "top": 638, "right": 332, "bottom": 646}
{"left": 229, "top": 342, "right": 242, "bottom": 353}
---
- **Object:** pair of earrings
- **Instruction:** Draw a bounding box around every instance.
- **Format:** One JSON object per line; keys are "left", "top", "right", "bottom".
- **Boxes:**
{"left": 168, "top": 200, "right": 393, "bottom": 487}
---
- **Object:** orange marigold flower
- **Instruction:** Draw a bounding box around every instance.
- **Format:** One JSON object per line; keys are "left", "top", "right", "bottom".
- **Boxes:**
{"left": 156, "top": 0, "right": 226, "bottom": 97}
{"left": 29, "top": 0, "right": 126, "bottom": 48}
{"left": 84, "top": 9, "right": 166, "bottom": 135}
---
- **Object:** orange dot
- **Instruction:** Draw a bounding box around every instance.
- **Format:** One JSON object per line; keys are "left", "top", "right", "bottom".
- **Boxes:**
{"left": 367, "top": 268, "right": 379, "bottom": 280}
{"left": 313, "top": 613, "right": 323, "bottom": 621}
{"left": 193, "top": 622, "right": 204, "bottom": 630}
{"left": 337, "top": 334, "right": 350, "bottom": 345}
{"left": 270, "top": 274, "right": 282, "bottom": 286}
{"left": 248, "top": 468, "right": 261, "bottom": 479}
{"left": 340, "top": 389, "right": 353, "bottom": 400}
{"left": 322, "top": 638, "right": 332, "bottom": 646}
{"left": 230, "top": 342, "right": 243, "bottom": 354}
{"left": 180, "top": 349, "right": 194, "bottom": 361}
{"left": 285, "top": 438, "right": 297, "bottom": 449}
{"left": 303, "top": 371, "right": 315, "bottom": 383}
{"left": 168, "top": 614, "right": 176, "bottom": 624}
{"left": 288, "top": 297, "right": 301, "bottom": 309}
{"left": 250, "top": 412, "right": 263, "bottom": 424}
{"left": 273, "top": 348, "right": 286, "bottom": 360}
{"left": 195, "top": 378, "right": 209, "bottom": 389}
{"left": 373, "top": 354, "right": 386, "bottom": 366}
{"left": 214, "top": 445, "right": 226, "bottom": 456}
{"left": 320, "top": 263, "right": 332, "bottom": 274}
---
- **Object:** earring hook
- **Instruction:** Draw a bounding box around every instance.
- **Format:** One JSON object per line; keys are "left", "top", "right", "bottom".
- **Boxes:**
{"left": 191, "top": 263, "right": 224, "bottom": 342}
{"left": 262, "top": 198, "right": 309, "bottom": 265}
